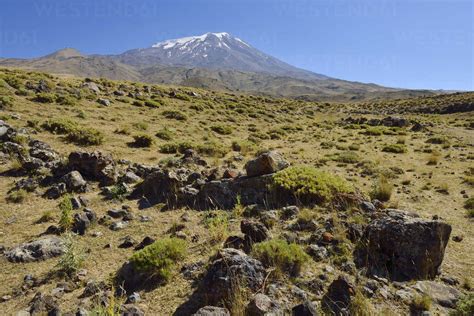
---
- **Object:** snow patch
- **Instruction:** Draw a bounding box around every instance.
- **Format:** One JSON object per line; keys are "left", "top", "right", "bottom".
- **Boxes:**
{"left": 152, "top": 32, "right": 232, "bottom": 49}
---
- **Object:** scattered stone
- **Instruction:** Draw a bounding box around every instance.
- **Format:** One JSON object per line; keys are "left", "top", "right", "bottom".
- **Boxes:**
{"left": 61, "top": 171, "right": 87, "bottom": 192}
{"left": 119, "top": 236, "right": 137, "bottom": 248}
{"left": 126, "top": 292, "right": 141, "bottom": 304}
{"left": 452, "top": 235, "right": 463, "bottom": 242}
{"left": 245, "top": 151, "right": 289, "bottom": 177}
{"left": 29, "top": 292, "right": 59, "bottom": 315}
{"left": 109, "top": 221, "right": 129, "bottom": 231}
{"left": 246, "top": 293, "right": 281, "bottom": 315}
{"left": 281, "top": 205, "right": 300, "bottom": 219}
{"left": 107, "top": 209, "right": 129, "bottom": 219}
{"left": 292, "top": 300, "right": 318, "bottom": 316}
{"left": 134, "top": 236, "right": 155, "bottom": 251}
{"left": 97, "top": 98, "right": 110, "bottom": 106}
{"left": 72, "top": 209, "right": 97, "bottom": 235}
{"left": 120, "top": 304, "right": 144, "bottom": 316}
{"left": 321, "top": 275, "right": 355, "bottom": 315}
{"left": 307, "top": 244, "right": 328, "bottom": 261}
{"left": 240, "top": 219, "right": 269, "bottom": 243}
{"left": 412, "top": 281, "right": 462, "bottom": 308}
{"left": 192, "top": 306, "right": 230, "bottom": 316}
{"left": 5, "top": 237, "right": 65, "bottom": 262}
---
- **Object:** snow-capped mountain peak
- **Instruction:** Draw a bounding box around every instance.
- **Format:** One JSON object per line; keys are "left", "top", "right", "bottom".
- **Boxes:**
{"left": 117, "top": 32, "right": 326, "bottom": 79}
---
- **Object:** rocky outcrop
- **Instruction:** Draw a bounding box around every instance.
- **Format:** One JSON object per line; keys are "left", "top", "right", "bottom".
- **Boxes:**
{"left": 321, "top": 275, "right": 355, "bottom": 315}
{"left": 200, "top": 248, "right": 266, "bottom": 305}
{"left": 245, "top": 151, "right": 289, "bottom": 177}
{"left": 68, "top": 151, "right": 116, "bottom": 185}
{"left": 355, "top": 209, "right": 451, "bottom": 281}
{"left": 192, "top": 306, "right": 230, "bottom": 316}
{"left": 5, "top": 237, "right": 65, "bottom": 262}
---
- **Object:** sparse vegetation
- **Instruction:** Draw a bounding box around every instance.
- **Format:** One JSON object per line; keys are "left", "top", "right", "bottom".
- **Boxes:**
{"left": 129, "top": 238, "right": 186, "bottom": 282}
{"left": 370, "top": 175, "right": 393, "bottom": 201}
{"left": 252, "top": 239, "right": 310, "bottom": 277}
{"left": 131, "top": 134, "right": 154, "bottom": 147}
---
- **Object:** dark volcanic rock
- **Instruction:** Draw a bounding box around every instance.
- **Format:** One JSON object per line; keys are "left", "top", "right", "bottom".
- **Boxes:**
{"left": 355, "top": 209, "right": 451, "bottom": 281}
{"left": 240, "top": 219, "right": 269, "bottom": 243}
{"left": 68, "top": 151, "right": 116, "bottom": 185}
{"left": 321, "top": 275, "right": 355, "bottom": 316}
{"left": 192, "top": 306, "right": 230, "bottom": 316}
{"left": 200, "top": 248, "right": 266, "bottom": 305}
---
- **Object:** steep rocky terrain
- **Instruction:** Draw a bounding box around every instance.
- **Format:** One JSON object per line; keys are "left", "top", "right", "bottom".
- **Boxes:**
{"left": 0, "top": 68, "right": 473, "bottom": 315}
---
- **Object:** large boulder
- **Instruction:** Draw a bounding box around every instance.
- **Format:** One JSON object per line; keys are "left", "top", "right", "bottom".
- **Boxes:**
{"left": 355, "top": 210, "right": 451, "bottom": 281}
{"left": 5, "top": 237, "right": 65, "bottom": 262}
{"left": 61, "top": 171, "right": 87, "bottom": 192}
{"left": 245, "top": 151, "right": 289, "bottom": 177}
{"left": 200, "top": 248, "right": 266, "bottom": 305}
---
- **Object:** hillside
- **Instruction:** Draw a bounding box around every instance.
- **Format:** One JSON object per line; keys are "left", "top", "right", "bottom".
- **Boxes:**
{"left": 0, "top": 33, "right": 441, "bottom": 102}
{"left": 0, "top": 68, "right": 473, "bottom": 315}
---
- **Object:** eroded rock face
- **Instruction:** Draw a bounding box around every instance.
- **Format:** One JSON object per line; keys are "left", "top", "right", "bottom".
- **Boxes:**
{"left": 245, "top": 151, "right": 289, "bottom": 177}
{"left": 201, "top": 248, "right": 266, "bottom": 305}
{"left": 355, "top": 209, "right": 451, "bottom": 281}
{"left": 68, "top": 151, "right": 115, "bottom": 184}
{"left": 5, "top": 237, "right": 65, "bottom": 263}
{"left": 192, "top": 306, "right": 230, "bottom": 316}
{"left": 321, "top": 275, "right": 355, "bottom": 316}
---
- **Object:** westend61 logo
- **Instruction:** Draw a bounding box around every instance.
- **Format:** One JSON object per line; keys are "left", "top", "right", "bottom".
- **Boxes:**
{"left": 34, "top": 0, "right": 161, "bottom": 18}
{"left": 274, "top": 0, "right": 397, "bottom": 17}
{"left": 0, "top": 30, "right": 38, "bottom": 47}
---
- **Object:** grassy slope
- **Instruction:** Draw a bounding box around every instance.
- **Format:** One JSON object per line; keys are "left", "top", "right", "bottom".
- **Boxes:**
{"left": 0, "top": 68, "right": 472, "bottom": 314}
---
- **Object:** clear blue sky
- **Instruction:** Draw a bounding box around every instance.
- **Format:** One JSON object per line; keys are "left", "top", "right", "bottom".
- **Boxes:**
{"left": 0, "top": 0, "right": 472, "bottom": 90}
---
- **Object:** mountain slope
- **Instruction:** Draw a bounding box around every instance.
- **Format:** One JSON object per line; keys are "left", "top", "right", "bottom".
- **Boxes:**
{"left": 115, "top": 32, "right": 327, "bottom": 80}
{"left": 0, "top": 33, "right": 439, "bottom": 101}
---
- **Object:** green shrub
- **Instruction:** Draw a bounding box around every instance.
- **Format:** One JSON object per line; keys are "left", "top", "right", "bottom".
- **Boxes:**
{"left": 155, "top": 128, "right": 173, "bottom": 140}
{"left": 58, "top": 195, "right": 74, "bottom": 231}
{"left": 66, "top": 128, "right": 104, "bottom": 146}
{"left": 159, "top": 141, "right": 194, "bottom": 154}
{"left": 56, "top": 95, "right": 76, "bottom": 106}
{"left": 370, "top": 175, "right": 393, "bottom": 202}
{"left": 332, "top": 151, "right": 361, "bottom": 163}
{"left": 131, "top": 134, "right": 155, "bottom": 147}
{"left": 0, "top": 96, "right": 14, "bottom": 108}
{"left": 55, "top": 233, "right": 86, "bottom": 277}
{"left": 34, "top": 92, "right": 56, "bottom": 103}
{"left": 42, "top": 118, "right": 78, "bottom": 134}
{"left": 203, "top": 211, "right": 229, "bottom": 244}
{"left": 132, "top": 122, "right": 148, "bottom": 131}
{"left": 464, "top": 198, "right": 474, "bottom": 217}
{"left": 411, "top": 294, "right": 431, "bottom": 312}
{"left": 132, "top": 100, "right": 144, "bottom": 107}
{"left": 196, "top": 141, "right": 229, "bottom": 158}
{"left": 252, "top": 239, "right": 310, "bottom": 277}
{"left": 273, "top": 165, "right": 353, "bottom": 203}
{"left": 211, "top": 124, "right": 233, "bottom": 135}
{"left": 6, "top": 189, "right": 27, "bottom": 203}
{"left": 364, "top": 127, "right": 384, "bottom": 136}
{"left": 129, "top": 238, "right": 186, "bottom": 282}
{"left": 382, "top": 144, "right": 407, "bottom": 153}
{"left": 144, "top": 99, "right": 161, "bottom": 108}
{"left": 450, "top": 293, "right": 474, "bottom": 316}
{"left": 162, "top": 110, "right": 187, "bottom": 121}
{"left": 4, "top": 75, "right": 22, "bottom": 89}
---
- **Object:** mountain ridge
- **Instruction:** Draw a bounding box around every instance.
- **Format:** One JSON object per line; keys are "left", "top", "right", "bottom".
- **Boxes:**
{"left": 0, "top": 32, "right": 438, "bottom": 101}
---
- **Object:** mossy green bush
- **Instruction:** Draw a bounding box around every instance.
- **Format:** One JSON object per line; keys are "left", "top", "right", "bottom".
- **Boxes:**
{"left": 131, "top": 134, "right": 155, "bottom": 147}
{"left": 427, "top": 136, "right": 449, "bottom": 144}
{"left": 56, "top": 95, "right": 77, "bottom": 106}
{"left": 196, "top": 141, "right": 228, "bottom": 157}
{"left": 450, "top": 293, "right": 474, "bottom": 316}
{"left": 0, "top": 96, "right": 14, "bottom": 109}
{"left": 252, "top": 239, "right": 310, "bottom": 277}
{"left": 464, "top": 198, "right": 474, "bottom": 217}
{"left": 273, "top": 165, "right": 353, "bottom": 203}
{"left": 332, "top": 151, "right": 361, "bottom": 163}
{"left": 58, "top": 195, "right": 74, "bottom": 231}
{"left": 6, "top": 189, "right": 27, "bottom": 203}
{"left": 66, "top": 128, "right": 104, "bottom": 146}
{"left": 42, "top": 118, "right": 78, "bottom": 134}
{"left": 231, "top": 140, "right": 258, "bottom": 154}
{"left": 159, "top": 141, "right": 194, "bottom": 154}
{"left": 129, "top": 238, "right": 186, "bottom": 282}
{"left": 155, "top": 128, "right": 173, "bottom": 140}
{"left": 364, "top": 126, "right": 384, "bottom": 136}
{"left": 382, "top": 144, "right": 407, "bottom": 153}
{"left": 34, "top": 92, "right": 56, "bottom": 103}
{"left": 162, "top": 110, "right": 187, "bottom": 121}
{"left": 144, "top": 99, "right": 161, "bottom": 108}
{"left": 211, "top": 124, "right": 233, "bottom": 135}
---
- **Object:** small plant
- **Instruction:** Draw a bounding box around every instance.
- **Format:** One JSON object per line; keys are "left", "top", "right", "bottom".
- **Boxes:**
{"left": 370, "top": 175, "right": 393, "bottom": 202}
{"left": 114, "top": 126, "right": 131, "bottom": 135}
{"left": 332, "top": 151, "right": 361, "bottom": 163}
{"left": 203, "top": 211, "right": 229, "bottom": 244}
{"left": 349, "top": 289, "right": 376, "bottom": 315}
{"left": 0, "top": 96, "right": 14, "bottom": 108}
{"left": 56, "top": 95, "right": 76, "bottom": 106}
{"left": 144, "top": 99, "right": 161, "bottom": 108}
{"left": 37, "top": 210, "right": 55, "bottom": 223}
{"left": 427, "top": 136, "right": 449, "bottom": 144}
{"left": 411, "top": 294, "right": 431, "bottom": 312}
{"left": 55, "top": 233, "right": 86, "bottom": 277}
{"left": 129, "top": 238, "right": 186, "bottom": 282}
{"left": 450, "top": 293, "right": 474, "bottom": 316}
{"left": 34, "top": 92, "right": 56, "bottom": 103}
{"left": 211, "top": 124, "right": 233, "bottom": 135}
{"left": 58, "top": 195, "right": 74, "bottom": 232}
{"left": 465, "top": 197, "right": 474, "bottom": 217}
{"left": 196, "top": 141, "right": 229, "bottom": 158}
{"left": 42, "top": 118, "right": 78, "bottom": 134}
{"left": 382, "top": 144, "right": 407, "bottom": 153}
{"left": 364, "top": 126, "right": 384, "bottom": 136}
{"left": 162, "top": 110, "right": 187, "bottom": 121}
{"left": 6, "top": 189, "right": 27, "bottom": 203}
{"left": 273, "top": 165, "right": 353, "bottom": 204}
{"left": 252, "top": 239, "right": 310, "bottom": 277}
{"left": 107, "top": 183, "right": 129, "bottom": 201}
{"left": 155, "top": 128, "right": 173, "bottom": 140}
{"left": 131, "top": 134, "right": 154, "bottom": 147}
{"left": 66, "top": 128, "right": 104, "bottom": 146}
{"left": 132, "top": 122, "right": 148, "bottom": 131}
